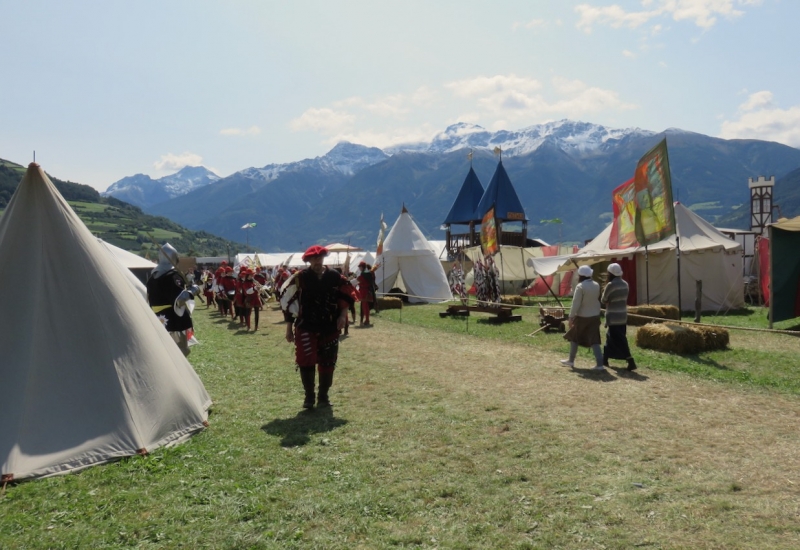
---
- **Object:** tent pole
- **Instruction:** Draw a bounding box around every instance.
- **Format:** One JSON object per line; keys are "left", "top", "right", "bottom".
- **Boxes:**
{"left": 645, "top": 244, "right": 650, "bottom": 305}
{"left": 498, "top": 246, "right": 506, "bottom": 295}
{"left": 539, "top": 274, "right": 564, "bottom": 308}
{"left": 520, "top": 246, "right": 530, "bottom": 305}
{"left": 676, "top": 235, "right": 682, "bottom": 319}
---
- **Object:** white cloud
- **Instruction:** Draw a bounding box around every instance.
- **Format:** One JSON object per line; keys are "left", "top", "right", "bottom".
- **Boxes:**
{"left": 327, "top": 124, "right": 439, "bottom": 150}
{"left": 154, "top": 152, "right": 203, "bottom": 172}
{"left": 719, "top": 92, "right": 800, "bottom": 147}
{"left": 289, "top": 108, "right": 355, "bottom": 134}
{"left": 512, "top": 18, "right": 546, "bottom": 31}
{"left": 575, "top": 0, "right": 758, "bottom": 34}
{"left": 445, "top": 74, "right": 543, "bottom": 98}
{"left": 219, "top": 126, "right": 261, "bottom": 137}
{"left": 622, "top": 49, "right": 636, "bottom": 58}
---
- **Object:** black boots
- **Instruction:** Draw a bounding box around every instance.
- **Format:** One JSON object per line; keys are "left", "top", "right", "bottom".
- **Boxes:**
{"left": 627, "top": 357, "right": 638, "bottom": 371}
{"left": 300, "top": 368, "right": 315, "bottom": 409}
{"left": 317, "top": 372, "right": 334, "bottom": 408}
{"left": 300, "top": 369, "right": 334, "bottom": 408}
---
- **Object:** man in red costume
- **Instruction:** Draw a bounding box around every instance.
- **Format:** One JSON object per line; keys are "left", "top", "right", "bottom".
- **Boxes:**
{"left": 283, "top": 245, "right": 358, "bottom": 409}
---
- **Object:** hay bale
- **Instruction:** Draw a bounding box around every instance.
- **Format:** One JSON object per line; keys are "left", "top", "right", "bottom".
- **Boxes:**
{"left": 635, "top": 323, "right": 705, "bottom": 355}
{"left": 377, "top": 296, "right": 403, "bottom": 310}
{"left": 691, "top": 325, "right": 730, "bottom": 351}
{"left": 627, "top": 304, "right": 680, "bottom": 326}
{"left": 500, "top": 295, "right": 523, "bottom": 305}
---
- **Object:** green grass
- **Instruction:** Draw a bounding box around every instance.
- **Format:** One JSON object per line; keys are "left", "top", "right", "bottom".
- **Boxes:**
{"left": 380, "top": 301, "right": 800, "bottom": 394}
{"left": 2, "top": 303, "right": 799, "bottom": 549}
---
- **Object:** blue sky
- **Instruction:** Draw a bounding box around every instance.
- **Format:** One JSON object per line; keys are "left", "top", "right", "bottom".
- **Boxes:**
{"left": 1, "top": 0, "right": 797, "bottom": 191}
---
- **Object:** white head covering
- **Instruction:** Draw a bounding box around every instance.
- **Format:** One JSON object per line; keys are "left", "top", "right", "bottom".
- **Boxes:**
{"left": 607, "top": 263, "right": 623, "bottom": 277}
{"left": 577, "top": 265, "right": 593, "bottom": 278}
{"left": 151, "top": 243, "right": 180, "bottom": 278}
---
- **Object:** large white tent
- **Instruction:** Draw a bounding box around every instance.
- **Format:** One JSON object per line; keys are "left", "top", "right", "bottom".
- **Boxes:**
{"left": 529, "top": 203, "right": 744, "bottom": 311}
{"left": 375, "top": 207, "right": 452, "bottom": 303}
{"left": 0, "top": 163, "right": 211, "bottom": 481}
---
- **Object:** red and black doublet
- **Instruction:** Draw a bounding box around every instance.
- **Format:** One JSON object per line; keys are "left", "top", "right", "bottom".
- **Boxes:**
{"left": 293, "top": 268, "right": 356, "bottom": 371}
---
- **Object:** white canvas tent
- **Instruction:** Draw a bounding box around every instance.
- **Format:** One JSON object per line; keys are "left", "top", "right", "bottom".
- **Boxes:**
{"left": 528, "top": 203, "right": 744, "bottom": 311}
{"left": 0, "top": 164, "right": 211, "bottom": 481}
{"left": 375, "top": 207, "right": 452, "bottom": 303}
{"left": 98, "top": 238, "right": 156, "bottom": 293}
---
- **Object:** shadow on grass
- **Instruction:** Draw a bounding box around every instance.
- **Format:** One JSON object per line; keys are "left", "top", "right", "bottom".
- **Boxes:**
{"left": 261, "top": 408, "right": 348, "bottom": 447}
{"left": 685, "top": 355, "right": 732, "bottom": 371}
{"left": 607, "top": 366, "right": 649, "bottom": 381}
{"left": 571, "top": 367, "right": 618, "bottom": 382}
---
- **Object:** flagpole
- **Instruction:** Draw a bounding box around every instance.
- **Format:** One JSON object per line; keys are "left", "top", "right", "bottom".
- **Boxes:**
{"left": 676, "top": 235, "right": 682, "bottom": 319}
{"left": 645, "top": 244, "right": 650, "bottom": 304}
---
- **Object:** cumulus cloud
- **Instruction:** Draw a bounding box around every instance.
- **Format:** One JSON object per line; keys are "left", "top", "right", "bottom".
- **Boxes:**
{"left": 220, "top": 126, "right": 261, "bottom": 136}
{"left": 512, "top": 18, "right": 546, "bottom": 31}
{"left": 445, "top": 74, "right": 636, "bottom": 123}
{"left": 445, "top": 74, "right": 543, "bottom": 98}
{"left": 289, "top": 108, "right": 355, "bottom": 134}
{"left": 575, "top": 0, "right": 759, "bottom": 33}
{"left": 290, "top": 73, "right": 637, "bottom": 148}
{"left": 719, "top": 92, "right": 800, "bottom": 147}
{"left": 154, "top": 152, "right": 203, "bottom": 172}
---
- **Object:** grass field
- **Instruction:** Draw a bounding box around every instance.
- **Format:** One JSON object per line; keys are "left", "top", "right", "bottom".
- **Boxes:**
{"left": 1, "top": 301, "right": 798, "bottom": 549}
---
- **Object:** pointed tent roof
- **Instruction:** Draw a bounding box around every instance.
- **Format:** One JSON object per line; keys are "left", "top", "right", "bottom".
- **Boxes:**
{"left": 474, "top": 160, "right": 528, "bottom": 222}
{"left": 443, "top": 166, "right": 485, "bottom": 225}
{"left": 1, "top": 164, "right": 211, "bottom": 481}
{"left": 377, "top": 207, "right": 452, "bottom": 302}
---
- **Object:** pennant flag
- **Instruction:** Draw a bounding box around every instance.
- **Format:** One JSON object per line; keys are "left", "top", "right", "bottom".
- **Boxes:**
{"left": 493, "top": 146, "right": 502, "bottom": 156}
{"left": 376, "top": 213, "right": 388, "bottom": 256}
{"left": 633, "top": 138, "right": 675, "bottom": 246}
{"left": 241, "top": 222, "right": 256, "bottom": 229}
{"left": 480, "top": 206, "right": 498, "bottom": 256}
{"left": 254, "top": 254, "right": 262, "bottom": 268}
{"left": 609, "top": 177, "right": 638, "bottom": 249}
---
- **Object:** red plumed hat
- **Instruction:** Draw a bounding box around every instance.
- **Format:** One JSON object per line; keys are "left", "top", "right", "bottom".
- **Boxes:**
{"left": 302, "top": 245, "right": 329, "bottom": 261}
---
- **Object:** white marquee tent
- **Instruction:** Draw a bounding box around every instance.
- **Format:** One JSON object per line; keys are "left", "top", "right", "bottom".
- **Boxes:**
{"left": 0, "top": 163, "right": 211, "bottom": 481}
{"left": 375, "top": 207, "right": 452, "bottom": 303}
{"left": 528, "top": 203, "right": 744, "bottom": 311}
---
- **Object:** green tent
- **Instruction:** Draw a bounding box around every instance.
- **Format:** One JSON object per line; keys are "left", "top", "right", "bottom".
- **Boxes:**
{"left": 769, "top": 216, "right": 800, "bottom": 327}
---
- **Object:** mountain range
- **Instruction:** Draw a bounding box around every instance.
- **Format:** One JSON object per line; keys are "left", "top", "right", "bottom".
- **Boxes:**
{"left": 104, "top": 120, "right": 800, "bottom": 251}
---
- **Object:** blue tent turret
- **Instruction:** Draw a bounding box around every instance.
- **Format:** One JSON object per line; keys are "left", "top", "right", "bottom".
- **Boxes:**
{"left": 474, "top": 160, "right": 528, "bottom": 222}
{"left": 443, "top": 166, "right": 485, "bottom": 225}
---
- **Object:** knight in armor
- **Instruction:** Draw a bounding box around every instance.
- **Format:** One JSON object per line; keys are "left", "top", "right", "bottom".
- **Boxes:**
{"left": 284, "top": 245, "right": 358, "bottom": 409}
{"left": 146, "top": 243, "right": 197, "bottom": 356}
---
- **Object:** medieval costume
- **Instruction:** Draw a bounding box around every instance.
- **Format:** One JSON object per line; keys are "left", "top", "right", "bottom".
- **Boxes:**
{"left": 357, "top": 261, "right": 377, "bottom": 326}
{"left": 562, "top": 265, "right": 604, "bottom": 371}
{"left": 284, "top": 245, "right": 358, "bottom": 409}
{"left": 601, "top": 263, "right": 637, "bottom": 371}
{"left": 146, "top": 243, "right": 195, "bottom": 356}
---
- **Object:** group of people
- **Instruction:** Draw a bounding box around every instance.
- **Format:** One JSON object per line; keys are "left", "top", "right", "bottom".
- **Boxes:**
{"left": 562, "top": 262, "right": 637, "bottom": 372}
{"left": 200, "top": 262, "right": 271, "bottom": 331}
{"left": 146, "top": 241, "right": 637, "bottom": 411}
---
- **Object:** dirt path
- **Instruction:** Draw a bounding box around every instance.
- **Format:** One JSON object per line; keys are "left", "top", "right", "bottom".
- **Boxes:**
{"left": 338, "top": 314, "right": 800, "bottom": 530}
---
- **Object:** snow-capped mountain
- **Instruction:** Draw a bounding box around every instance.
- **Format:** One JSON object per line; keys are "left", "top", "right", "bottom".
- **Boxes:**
{"left": 103, "top": 165, "right": 220, "bottom": 209}
{"left": 386, "top": 120, "right": 657, "bottom": 157}
{"left": 237, "top": 142, "right": 389, "bottom": 182}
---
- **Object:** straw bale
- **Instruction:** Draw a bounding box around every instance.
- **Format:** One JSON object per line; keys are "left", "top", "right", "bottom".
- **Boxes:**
{"left": 627, "top": 304, "right": 680, "bottom": 326}
{"left": 691, "top": 325, "right": 730, "bottom": 351}
{"left": 635, "top": 323, "right": 705, "bottom": 355}
{"left": 500, "top": 295, "right": 523, "bottom": 305}
{"left": 377, "top": 296, "right": 403, "bottom": 310}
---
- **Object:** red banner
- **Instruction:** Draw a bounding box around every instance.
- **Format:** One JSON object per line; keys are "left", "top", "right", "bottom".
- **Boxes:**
{"left": 610, "top": 177, "right": 638, "bottom": 249}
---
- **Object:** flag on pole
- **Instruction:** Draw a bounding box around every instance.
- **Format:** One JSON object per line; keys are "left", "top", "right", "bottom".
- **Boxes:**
{"left": 633, "top": 138, "right": 675, "bottom": 246}
{"left": 480, "top": 205, "right": 498, "bottom": 256}
{"left": 376, "top": 213, "right": 387, "bottom": 256}
{"left": 241, "top": 222, "right": 256, "bottom": 229}
{"left": 609, "top": 177, "right": 638, "bottom": 249}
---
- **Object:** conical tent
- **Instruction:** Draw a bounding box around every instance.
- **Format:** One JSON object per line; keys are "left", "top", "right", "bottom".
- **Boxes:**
{"left": 375, "top": 207, "right": 452, "bottom": 303}
{"left": 0, "top": 164, "right": 212, "bottom": 482}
